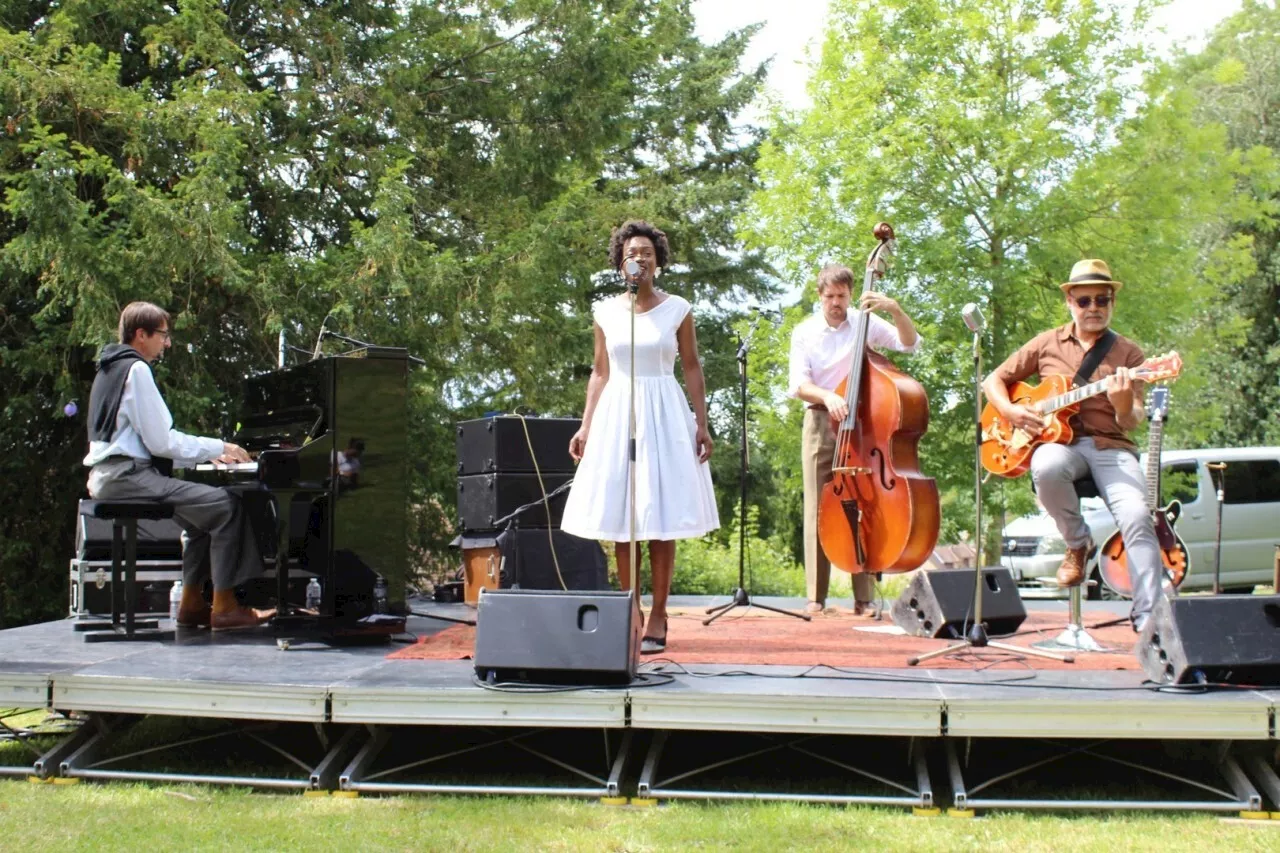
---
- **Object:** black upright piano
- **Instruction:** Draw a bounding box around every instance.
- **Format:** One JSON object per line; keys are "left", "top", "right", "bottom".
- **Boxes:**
{"left": 194, "top": 347, "right": 409, "bottom": 634}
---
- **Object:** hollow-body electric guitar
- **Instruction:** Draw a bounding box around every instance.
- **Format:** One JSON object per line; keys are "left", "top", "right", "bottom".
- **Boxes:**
{"left": 980, "top": 351, "right": 1182, "bottom": 478}
{"left": 1098, "top": 385, "right": 1189, "bottom": 597}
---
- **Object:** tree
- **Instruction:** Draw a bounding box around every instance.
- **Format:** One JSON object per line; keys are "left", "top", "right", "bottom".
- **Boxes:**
{"left": 0, "top": 1, "right": 772, "bottom": 626}
{"left": 1166, "top": 0, "right": 1280, "bottom": 447}
{"left": 743, "top": 0, "right": 1261, "bottom": 556}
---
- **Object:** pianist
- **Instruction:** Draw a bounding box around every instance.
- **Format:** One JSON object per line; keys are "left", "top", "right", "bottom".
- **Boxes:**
{"left": 83, "top": 301, "right": 274, "bottom": 632}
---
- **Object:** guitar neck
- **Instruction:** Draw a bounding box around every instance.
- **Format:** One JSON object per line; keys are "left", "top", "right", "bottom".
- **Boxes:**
{"left": 1036, "top": 368, "right": 1158, "bottom": 415}
{"left": 1145, "top": 418, "right": 1164, "bottom": 510}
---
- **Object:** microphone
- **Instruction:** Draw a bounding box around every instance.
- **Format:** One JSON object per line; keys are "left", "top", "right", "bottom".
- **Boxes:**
{"left": 753, "top": 306, "right": 783, "bottom": 325}
{"left": 312, "top": 315, "right": 332, "bottom": 361}
{"left": 623, "top": 258, "right": 641, "bottom": 279}
{"left": 961, "top": 303, "right": 985, "bottom": 333}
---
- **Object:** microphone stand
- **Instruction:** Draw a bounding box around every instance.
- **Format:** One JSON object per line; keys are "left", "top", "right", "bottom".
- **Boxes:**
{"left": 705, "top": 324, "right": 809, "bottom": 624}
{"left": 908, "top": 323, "right": 1070, "bottom": 665}
{"left": 1208, "top": 462, "right": 1227, "bottom": 595}
{"left": 313, "top": 329, "right": 427, "bottom": 366}
{"left": 625, "top": 273, "right": 643, "bottom": 633}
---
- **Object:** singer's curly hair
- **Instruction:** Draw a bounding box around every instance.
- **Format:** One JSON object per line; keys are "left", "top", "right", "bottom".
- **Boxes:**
{"left": 609, "top": 220, "right": 671, "bottom": 271}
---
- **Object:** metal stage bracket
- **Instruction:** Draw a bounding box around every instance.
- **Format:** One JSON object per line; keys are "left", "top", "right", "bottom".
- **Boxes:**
{"left": 636, "top": 729, "right": 934, "bottom": 808}
{"left": 946, "top": 738, "right": 1264, "bottom": 814}
{"left": 339, "top": 725, "right": 632, "bottom": 798}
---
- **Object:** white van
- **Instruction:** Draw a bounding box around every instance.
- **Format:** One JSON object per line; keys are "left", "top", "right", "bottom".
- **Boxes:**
{"left": 1000, "top": 447, "right": 1280, "bottom": 598}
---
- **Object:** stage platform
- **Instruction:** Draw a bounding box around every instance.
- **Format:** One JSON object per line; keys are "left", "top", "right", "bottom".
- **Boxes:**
{"left": 2, "top": 596, "right": 1278, "bottom": 815}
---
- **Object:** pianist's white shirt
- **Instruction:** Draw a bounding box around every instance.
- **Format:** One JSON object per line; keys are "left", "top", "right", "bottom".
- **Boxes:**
{"left": 83, "top": 361, "right": 224, "bottom": 469}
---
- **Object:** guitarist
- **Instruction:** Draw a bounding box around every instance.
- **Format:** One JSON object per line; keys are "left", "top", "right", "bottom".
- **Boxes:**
{"left": 982, "top": 259, "right": 1162, "bottom": 633}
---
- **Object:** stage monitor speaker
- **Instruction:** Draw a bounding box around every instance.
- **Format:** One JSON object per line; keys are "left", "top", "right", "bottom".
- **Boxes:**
{"left": 474, "top": 589, "right": 640, "bottom": 685}
{"left": 891, "top": 567, "right": 1026, "bottom": 638}
{"left": 457, "top": 472, "right": 572, "bottom": 530}
{"left": 1136, "top": 594, "right": 1280, "bottom": 686}
{"left": 456, "top": 415, "right": 579, "bottom": 475}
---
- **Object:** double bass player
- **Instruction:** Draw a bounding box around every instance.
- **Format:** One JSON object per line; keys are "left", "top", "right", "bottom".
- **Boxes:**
{"left": 788, "top": 262, "right": 922, "bottom": 614}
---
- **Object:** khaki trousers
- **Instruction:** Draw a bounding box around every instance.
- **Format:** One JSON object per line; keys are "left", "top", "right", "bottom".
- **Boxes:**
{"left": 802, "top": 408, "right": 875, "bottom": 605}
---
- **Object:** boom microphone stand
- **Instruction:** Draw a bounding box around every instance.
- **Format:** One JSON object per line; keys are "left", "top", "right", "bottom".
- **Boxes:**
{"left": 623, "top": 261, "right": 643, "bottom": 631}
{"left": 909, "top": 304, "right": 1070, "bottom": 665}
{"left": 705, "top": 319, "right": 809, "bottom": 625}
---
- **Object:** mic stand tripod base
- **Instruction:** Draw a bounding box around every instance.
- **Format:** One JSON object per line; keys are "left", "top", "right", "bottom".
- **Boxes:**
{"left": 907, "top": 622, "right": 1074, "bottom": 666}
{"left": 703, "top": 588, "right": 811, "bottom": 625}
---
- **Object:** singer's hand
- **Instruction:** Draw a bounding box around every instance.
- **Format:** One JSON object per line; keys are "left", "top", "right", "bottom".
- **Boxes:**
{"left": 568, "top": 427, "right": 588, "bottom": 463}
{"left": 1001, "top": 404, "right": 1046, "bottom": 434}
{"left": 694, "top": 424, "right": 713, "bottom": 463}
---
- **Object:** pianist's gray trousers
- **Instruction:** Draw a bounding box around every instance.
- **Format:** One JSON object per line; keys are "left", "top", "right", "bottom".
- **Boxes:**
{"left": 88, "top": 458, "right": 263, "bottom": 591}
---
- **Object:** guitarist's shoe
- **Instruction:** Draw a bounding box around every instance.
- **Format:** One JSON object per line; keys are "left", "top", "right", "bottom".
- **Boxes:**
{"left": 1056, "top": 545, "right": 1089, "bottom": 587}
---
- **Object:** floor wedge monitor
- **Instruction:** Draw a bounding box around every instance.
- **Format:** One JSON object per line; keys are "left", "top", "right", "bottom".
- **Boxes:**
{"left": 891, "top": 567, "right": 1026, "bottom": 638}
{"left": 474, "top": 589, "right": 640, "bottom": 685}
{"left": 1136, "top": 594, "right": 1280, "bottom": 686}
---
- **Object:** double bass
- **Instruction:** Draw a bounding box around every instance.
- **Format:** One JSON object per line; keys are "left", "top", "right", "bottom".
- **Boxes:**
{"left": 817, "top": 223, "right": 940, "bottom": 574}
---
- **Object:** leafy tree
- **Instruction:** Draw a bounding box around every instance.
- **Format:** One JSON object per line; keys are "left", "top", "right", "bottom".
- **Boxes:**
{"left": 0, "top": 1, "right": 771, "bottom": 626}
{"left": 1166, "top": 0, "right": 1280, "bottom": 447}
{"left": 743, "top": 0, "right": 1262, "bottom": 559}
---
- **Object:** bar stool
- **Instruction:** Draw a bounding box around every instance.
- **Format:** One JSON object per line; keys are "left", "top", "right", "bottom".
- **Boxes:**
{"left": 73, "top": 500, "right": 177, "bottom": 642}
{"left": 1033, "top": 476, "right": 1109, "bottom": 653}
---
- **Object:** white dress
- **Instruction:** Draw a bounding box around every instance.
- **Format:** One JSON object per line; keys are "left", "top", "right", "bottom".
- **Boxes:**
{"left": 561, "top": 294, "right": 720, "bottom": 542}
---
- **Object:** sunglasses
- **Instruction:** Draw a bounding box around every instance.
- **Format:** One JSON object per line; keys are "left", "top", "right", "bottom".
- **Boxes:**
{"left": 1073, "top": 295, "right": 1112, "bottom": 309}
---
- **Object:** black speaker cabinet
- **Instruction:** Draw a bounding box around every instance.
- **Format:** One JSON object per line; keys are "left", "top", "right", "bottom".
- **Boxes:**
{"left": 457, "top": 472, "right": 572, "bottom": 530}
{"left": 495, "top": 528, "right": 609, "bottom": 591}
{"left": 1136, "top": 594, "right": 1280, "bottom": 685}
{"left": 456, "top": 415, "right": 579, "bottom": 475}
{"left": 474, "top": 589, "right": 640, "bottom": 684}
{"left": 891, "top": 567, "right": 1026, "bottom": 638}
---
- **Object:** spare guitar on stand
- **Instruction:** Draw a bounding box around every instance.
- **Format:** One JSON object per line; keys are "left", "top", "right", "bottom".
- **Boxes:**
{"left": 1098, "top": 385, "right": 1189, "bottom": 598}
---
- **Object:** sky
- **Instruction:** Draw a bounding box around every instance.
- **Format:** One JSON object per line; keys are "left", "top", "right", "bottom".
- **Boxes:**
{"left": 693, "top": 0, "right": 1245, "bottom": 113}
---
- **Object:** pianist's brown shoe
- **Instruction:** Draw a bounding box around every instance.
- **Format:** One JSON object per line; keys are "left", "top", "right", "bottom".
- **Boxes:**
{"left": 176, "top": 603, "right": 212, "bottom": 629}
{"left": 1055, "top": 545, "right": 1089, "bottom": 588}
{"left": 211, "top": 606, "right": 275, "bottom": 632}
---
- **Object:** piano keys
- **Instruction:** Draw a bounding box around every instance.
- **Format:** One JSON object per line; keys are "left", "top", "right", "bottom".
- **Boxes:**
{"left": 188, "top": 347, "right": 410, "bottom": 636}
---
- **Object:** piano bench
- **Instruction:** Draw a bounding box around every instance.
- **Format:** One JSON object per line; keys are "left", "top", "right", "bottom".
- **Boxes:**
{"left": 74, "top": 500, "right": 177, "bottom": 642}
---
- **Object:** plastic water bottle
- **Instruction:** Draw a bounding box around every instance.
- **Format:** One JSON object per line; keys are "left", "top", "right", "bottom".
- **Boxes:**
{"left": 169, "top": 580, "right": 183, "bottom": 622}
{"left": 305, "top": 577, "right": 322, "bottom": 611}
{"left": 373, "top": 575, "right": 388, "bottom": 614}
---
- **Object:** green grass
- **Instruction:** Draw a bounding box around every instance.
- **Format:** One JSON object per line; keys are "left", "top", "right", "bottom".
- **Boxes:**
{"left": 1, "top": 781, "right": 1277, "bottom": 852}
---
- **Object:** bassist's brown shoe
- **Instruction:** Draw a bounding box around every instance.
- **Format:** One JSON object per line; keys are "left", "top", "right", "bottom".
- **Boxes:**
{"left": 175, "top": 603, "right": 212, "bottom": 629}
{"left": 1056, "top": 545, "right": 1090, "bottom": 587}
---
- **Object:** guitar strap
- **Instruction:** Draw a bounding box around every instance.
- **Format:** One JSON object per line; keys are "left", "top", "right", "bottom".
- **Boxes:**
{"left": 1072, "top": 329, "right": 1117, "bottom": 388}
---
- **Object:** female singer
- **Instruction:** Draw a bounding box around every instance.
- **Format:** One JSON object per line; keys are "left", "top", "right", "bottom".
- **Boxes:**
{"left": 562, "top": 220, "right": 719, "bottom": 654}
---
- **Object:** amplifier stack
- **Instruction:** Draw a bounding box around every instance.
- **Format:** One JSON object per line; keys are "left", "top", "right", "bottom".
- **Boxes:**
{"left": 454, "top": 415, "right": 606, "bottom": 604}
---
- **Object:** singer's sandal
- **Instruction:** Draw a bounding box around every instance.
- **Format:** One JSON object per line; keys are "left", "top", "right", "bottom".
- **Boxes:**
{"left": 640, "top": 618, "right": 668, "bottom": 655}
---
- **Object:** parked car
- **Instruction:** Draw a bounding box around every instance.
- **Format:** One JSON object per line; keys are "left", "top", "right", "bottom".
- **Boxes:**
{"left": 999, "top": 447, "right": 1280, "bottom": 599}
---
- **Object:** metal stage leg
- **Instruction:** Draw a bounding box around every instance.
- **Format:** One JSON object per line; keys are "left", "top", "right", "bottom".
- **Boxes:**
{"left": 1033, "top": 583, "right": 1109, "bottom": 653}
{"left": 27, "top": 719, "right": 101, "bottom": 779}
{"left": 340, "top": 726, "right": 626, "bottom": 798}
{"left": 946, "top": 738, "right": 1263, "bottom": 813}
{"left": 636, "top": 730, "right": 933, "bottom": 807}
{"left": 1241, "top": 754, "right": 1280, "bottom": 813}
{"left": 310, "top": 725, "right": 365, "bottom": 791}
{"left": 58, "top": 715, "right": 330, "bottom": 790}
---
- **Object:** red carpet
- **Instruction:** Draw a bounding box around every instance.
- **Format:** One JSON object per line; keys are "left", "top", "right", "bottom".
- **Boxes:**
{"left": 389, "top": 607, "right": 1141, "bottom": 671}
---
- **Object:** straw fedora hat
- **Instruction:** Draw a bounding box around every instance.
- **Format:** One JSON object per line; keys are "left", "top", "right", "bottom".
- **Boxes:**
{"left": 1060, "top": 259, "right": 1122, "bottom": 293}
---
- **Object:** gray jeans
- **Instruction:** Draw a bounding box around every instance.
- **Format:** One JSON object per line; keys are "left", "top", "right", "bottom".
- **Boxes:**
{"left": 1029, "top": 437, "right": 1162, "bottom": 627}
{"left": 88, "top": 459, "right": 263, "bottom": 591}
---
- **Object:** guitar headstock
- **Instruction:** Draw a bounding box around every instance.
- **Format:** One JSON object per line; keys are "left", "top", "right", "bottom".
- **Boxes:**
{"left": 1146, "top": 385, "right": 1170, "bottom": 422}
{"left": 1135, "top": 351, "right": 1182, "bottom": 384}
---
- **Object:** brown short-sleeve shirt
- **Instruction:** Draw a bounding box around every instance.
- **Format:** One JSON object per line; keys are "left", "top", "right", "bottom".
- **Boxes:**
{"left": 991, "top": 323, "right": 1145, "bottom": 452}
